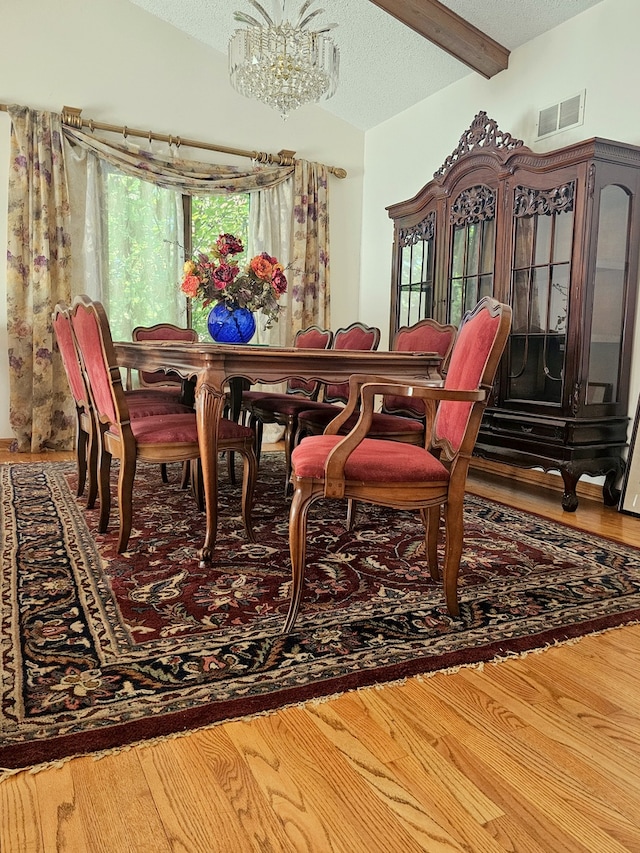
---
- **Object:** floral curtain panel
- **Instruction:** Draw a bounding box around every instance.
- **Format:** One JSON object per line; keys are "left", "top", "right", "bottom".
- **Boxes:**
{"left": 6, "top": 105, "right": 75, "bottom": 452}
{"left": 290, "top": 159, "right": 330, "bottom": 335}
{"left": 5, "top": 107, "right": 332, "bottom": 451}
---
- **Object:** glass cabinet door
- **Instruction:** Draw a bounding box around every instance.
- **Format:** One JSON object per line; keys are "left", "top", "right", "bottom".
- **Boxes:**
{"left": 447, "top": 185, "right": 496, "bottom": 327}
{"left": 507, "top": 183, "right": 575, "bottom": 405}
{"left": 586, "top": 184, "right": 631, "bottom": 406}
{"left": 395, "top": 212, "right": 436, "bottom": 328}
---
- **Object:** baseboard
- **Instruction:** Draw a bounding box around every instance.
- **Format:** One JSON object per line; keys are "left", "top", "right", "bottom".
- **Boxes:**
{"left": 470, "top": 457, "right": 603, "bottom": 502}
{"left": 0, "top": 438, "right": 13, "bottom": 451}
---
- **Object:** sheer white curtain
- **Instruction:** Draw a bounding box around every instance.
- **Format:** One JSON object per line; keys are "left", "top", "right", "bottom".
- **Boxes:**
{"left": 250, "top": 178, "right": 294, "bottom": 347}
{"left": 245, "top": 180, "right": 295, "bottom": 442}
{"left": 96, "top": 160, "right": 185, "bottom": 342}
{"left": 64, "top": 133, "right": 294, "bottom": 356}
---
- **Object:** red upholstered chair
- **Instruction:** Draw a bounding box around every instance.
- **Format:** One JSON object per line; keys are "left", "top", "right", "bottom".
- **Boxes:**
{"left": 251, "top": 321, "right": 380, "bottom": 494}
{"left": 381, "top": 318, "right": 456, "bottom": 416}
{"left": 295, "top": 318, "right": 456, "bottom": 446}
{"left": 52, "top": 303, "right": 99, "bottom": 506}
{"left": 130, "top": 323, "right": 199, "bottom": 483}
{"left": 284, "top": 297, "right": 512, "bottom": 632}
{"left": 70, "top": 295, "right": 257, "bottom": 553}
{"left": 241, "top": 324, "right": 334, "bottom": 447}
{"left": 53, "top": 304, "right": 195, "bottom": 506}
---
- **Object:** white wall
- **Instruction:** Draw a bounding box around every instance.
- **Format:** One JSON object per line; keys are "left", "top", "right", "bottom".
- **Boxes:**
{"left": 360, "top": 0, "right": 640, "bottom": 438}
{"left": 0, "top": 0, "right": 364, "bottom": 438}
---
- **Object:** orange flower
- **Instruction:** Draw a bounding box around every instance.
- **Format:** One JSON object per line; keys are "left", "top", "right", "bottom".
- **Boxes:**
{"left": 250, "top": 256, "right": 274, "bottom": 281}
{"left": 181, "top": 274, "right": 201, "bottom": 298}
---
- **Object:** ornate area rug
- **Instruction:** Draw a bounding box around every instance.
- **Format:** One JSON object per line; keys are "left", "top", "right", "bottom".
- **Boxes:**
{"left": 2, "top": 455, "right": 640, "bottom": 775}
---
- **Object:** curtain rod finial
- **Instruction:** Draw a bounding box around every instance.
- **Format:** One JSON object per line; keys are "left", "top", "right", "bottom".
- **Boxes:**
{"left": 61, "top": 106, "right": 83, "bottom": 128}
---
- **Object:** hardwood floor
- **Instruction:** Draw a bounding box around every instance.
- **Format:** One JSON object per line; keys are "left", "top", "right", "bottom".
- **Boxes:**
{"left": 2, "top": 448, "right": 640, "bottom": 852}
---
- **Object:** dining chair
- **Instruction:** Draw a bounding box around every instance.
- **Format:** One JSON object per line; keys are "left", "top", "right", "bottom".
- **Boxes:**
{"left": 250, "top": 321, "right": 380, "bottom": 494}
{"left": 69, "top": 295, "right": 257, "bottom": 552}
{"left": 239, "top": 325, "right": 334, "bottom": 446}
{"left": 294, "top": 317, "right": 456, "bottom": 447}
{"left": 130, "top": 322, "right": 200, "bottom": 483}
{"left": 221, "top": 325, "right": 333, "bottom": 485}
{"left": 53, "top": 303, "right": 196, "bottom": 506}
{"left": 283, "top": 296, "right": 512, "bottom": 632}
{"left": 52, "top": 303, "right": 99, "bottom": 506}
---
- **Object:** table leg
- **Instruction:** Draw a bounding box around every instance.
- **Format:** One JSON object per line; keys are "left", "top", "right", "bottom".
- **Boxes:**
{"left": 195, "top": 369, "right": 225, "bottom": 565}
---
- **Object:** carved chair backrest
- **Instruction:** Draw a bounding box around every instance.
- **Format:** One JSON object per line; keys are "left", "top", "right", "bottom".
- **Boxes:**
{"left": 383, "top": 318, "right": 457, "bottom": 418}
{"left": 70, "top": 295, "right": 127, "bottom": 428}
{"left": 52, "top": 303, "right": 90, "bottom": 410}
{"left": 132, "top": 323, "right": 199, "bottom": 387}
{"left": 286, "top": 325, "right": 334, "bottom": 400}
{"left": 433, "top": 297, "right": 512, "bottom": 461}
{"left": 323, "top": 322, "right": 381, "bottom": 404}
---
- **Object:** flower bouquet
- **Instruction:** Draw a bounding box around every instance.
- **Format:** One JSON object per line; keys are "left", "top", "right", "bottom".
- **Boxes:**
{"left": 181, "top": 233, "right": 287, "bottom": 329}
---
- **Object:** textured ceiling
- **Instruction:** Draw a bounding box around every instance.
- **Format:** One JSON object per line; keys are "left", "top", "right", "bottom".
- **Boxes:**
{"left": 127, "top": 0, "right": 604, "bottom": 130}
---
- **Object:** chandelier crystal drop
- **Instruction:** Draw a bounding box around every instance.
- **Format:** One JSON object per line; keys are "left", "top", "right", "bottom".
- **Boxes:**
{"left": 229, "top": 0, "right": 340, "bottom": 120}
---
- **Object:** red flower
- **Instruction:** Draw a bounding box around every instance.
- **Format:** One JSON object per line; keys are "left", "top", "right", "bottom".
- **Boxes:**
{"left": 212, "top": 263, "right": 239, "bottom": 289}
{"left": 216, "top": 233, "right": 244, "bottom": 257}
{"left": 272, "top": 268, "right": 288, "bottom": 295}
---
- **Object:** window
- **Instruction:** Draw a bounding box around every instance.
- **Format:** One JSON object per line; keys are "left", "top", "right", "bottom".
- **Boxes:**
{"left": 101, "top": 163, "right": 250, "bottom": 341}
{"left": 395, "top": 213, "right": 436, "bottom": 328}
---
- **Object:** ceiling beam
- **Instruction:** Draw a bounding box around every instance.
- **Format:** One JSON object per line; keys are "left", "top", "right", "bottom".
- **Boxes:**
{"left": 367, "top": 0, "right": 509, "bottom": 79}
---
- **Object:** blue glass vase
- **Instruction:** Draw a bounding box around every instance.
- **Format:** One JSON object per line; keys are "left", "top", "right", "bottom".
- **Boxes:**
{"left": 207, "top": 302, "right": 256, "bottom": 344}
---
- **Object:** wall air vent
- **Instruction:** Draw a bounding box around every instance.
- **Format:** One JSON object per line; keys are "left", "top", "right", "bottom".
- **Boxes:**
{"left": 536, "top": 91, "right": 585, "bottom": 139}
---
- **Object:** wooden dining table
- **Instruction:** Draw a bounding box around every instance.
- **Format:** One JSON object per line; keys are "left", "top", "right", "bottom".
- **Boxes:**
{"left": 115, "top": 341, "right": 443, "bottom": 565}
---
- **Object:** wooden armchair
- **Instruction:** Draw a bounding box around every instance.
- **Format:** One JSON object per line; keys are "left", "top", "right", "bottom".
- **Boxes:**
{"left": 69, "top": 295, "right": 257, "bottom": 553}
{"left": 284, "top": 297, "right": 512, "bottom": 632}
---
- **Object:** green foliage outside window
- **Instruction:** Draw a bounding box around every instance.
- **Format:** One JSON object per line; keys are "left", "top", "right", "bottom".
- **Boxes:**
{"left": 190, "top": 193, "right": 250, "bottom": 339}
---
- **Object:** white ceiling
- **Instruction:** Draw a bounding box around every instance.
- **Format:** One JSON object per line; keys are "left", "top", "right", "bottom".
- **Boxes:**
{"left": 127, "top": 0, "right": 604, "bottom": 131}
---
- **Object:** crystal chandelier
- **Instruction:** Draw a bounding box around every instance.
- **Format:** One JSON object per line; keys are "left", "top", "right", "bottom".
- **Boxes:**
{"left": 229, "top": 1, "right": 339, "bottom": 120}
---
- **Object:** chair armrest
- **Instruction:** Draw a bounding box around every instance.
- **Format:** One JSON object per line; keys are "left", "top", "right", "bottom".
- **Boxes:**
{"left": 324, "top": 373, "right": 443, "bottom": 436}
{"left": 323, "top": 382, "right": 485, "bottom": 498}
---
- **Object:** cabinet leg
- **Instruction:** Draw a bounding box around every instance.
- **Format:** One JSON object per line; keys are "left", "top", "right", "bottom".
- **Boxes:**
{"left": 602, "top": 467, "right": 621, "bottom": 507}
{"left": 560, "top": 469, "right": 579, "bottom": 512}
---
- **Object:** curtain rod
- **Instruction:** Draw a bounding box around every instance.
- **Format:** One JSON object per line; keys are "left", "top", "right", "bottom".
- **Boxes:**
{"left": 0, "top": 103, "right": 347, "bottom": 179}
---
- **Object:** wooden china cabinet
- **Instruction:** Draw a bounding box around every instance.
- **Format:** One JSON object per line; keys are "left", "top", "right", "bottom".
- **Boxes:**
{"left": 387, "top": 112, "right": 640, "bottom": 510}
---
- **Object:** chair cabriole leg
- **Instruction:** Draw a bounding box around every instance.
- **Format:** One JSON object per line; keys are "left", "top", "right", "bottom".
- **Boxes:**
{"left": 442, "top": 500, "right": 463, "bottom": 617}
{"left": 117, "top": 453, "right": 137, "bottom": 553}
{"left": 283, "top": 484, "right": 312, "bottom": 633}
{"left": 239, "top": 442, "right": 257, "bottom": 542}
